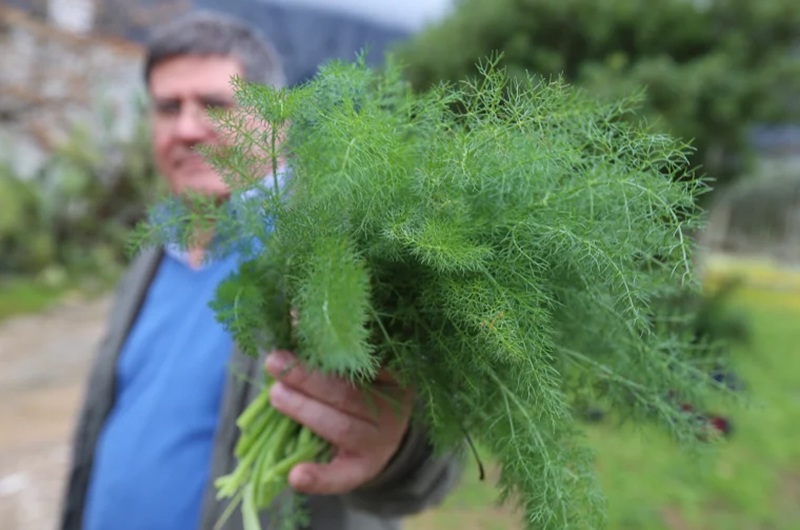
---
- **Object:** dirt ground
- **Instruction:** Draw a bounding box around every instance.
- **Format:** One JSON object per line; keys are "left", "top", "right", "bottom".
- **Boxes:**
{"left": 0, "top": 296, "right": 110, "bottom": 530}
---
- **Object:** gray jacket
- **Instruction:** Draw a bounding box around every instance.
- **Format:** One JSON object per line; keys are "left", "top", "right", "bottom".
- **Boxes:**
{"left": 60, "top": 248, "right": 460, "bottom": 530}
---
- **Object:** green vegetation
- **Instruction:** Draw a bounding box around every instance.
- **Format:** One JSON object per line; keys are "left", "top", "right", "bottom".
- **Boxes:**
{"left": 140, "top": 59, "right": 732, "bottom": 529}
{"left": 408, "top": 263, "right": 800, "bottom": 530}
{"left": 398, "top": 0, "right": 800, "bottom": 189}
{"left": 0, "top": 108, "right": 157, "bottom": 321}
{"left": 0, "top": 277, "right": 70, "bottom": 321}
{"left": 0, "top": 271, "right": 117, "bottom": 322}
{"left": 0, "top": 107, "right": 159, "bottom": 281}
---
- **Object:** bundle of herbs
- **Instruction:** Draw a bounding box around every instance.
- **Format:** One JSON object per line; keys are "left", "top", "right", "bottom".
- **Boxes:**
{"left": 140, "top": 59, "right": 730, "bottom": 529}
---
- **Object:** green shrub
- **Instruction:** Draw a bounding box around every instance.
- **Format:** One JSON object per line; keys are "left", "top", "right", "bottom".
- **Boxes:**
{"left": 0, "top": 164, "right": 54, "bottom": 272}
{"left": 0, "top": 105, "right": 160, "bottom": 280}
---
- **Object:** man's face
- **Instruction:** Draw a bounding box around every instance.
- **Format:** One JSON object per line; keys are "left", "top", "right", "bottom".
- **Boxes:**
{"left": 148, "top": 54, "right": 242, "bottom": 199}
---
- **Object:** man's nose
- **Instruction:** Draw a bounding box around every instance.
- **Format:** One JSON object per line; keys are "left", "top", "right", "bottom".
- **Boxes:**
{"left": 175, "top": 101, "right": 211, "bottom": 142}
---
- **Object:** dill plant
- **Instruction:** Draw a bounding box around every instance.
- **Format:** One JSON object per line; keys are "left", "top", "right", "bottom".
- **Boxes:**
{"left": 139, "top": 58, "right": 729, "bottom": 529}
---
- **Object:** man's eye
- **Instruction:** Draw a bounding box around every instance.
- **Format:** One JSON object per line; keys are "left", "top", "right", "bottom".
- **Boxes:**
{"left": 155, "top": 100, "right": 181, "bottom": 115}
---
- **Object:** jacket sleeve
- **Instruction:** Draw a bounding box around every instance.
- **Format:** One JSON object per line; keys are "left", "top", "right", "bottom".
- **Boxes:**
{"left": 59, "top": 331, "right": 115, "bottom": 530}
{"left": 59, "top": 249, "right": 163, "bottom": 530}
{"left": 341, "top": 420, "right": 462, "bottom": 517}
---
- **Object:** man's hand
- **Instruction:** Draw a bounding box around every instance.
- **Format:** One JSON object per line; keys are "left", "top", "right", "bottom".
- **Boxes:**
{"left": 265, "top": 350, "right": 413, "bottom": 495}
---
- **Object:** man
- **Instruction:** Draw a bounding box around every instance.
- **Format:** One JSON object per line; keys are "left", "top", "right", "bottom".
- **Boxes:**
{"left": 60, "top": 12, "right": 458, "bottom": 530}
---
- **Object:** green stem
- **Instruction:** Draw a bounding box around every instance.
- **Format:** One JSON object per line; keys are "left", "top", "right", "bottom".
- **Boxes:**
{"left": 237, "top": 385, "right": 273, "bottom": 430}
{"left": 236, "top": 403, "right": 279, "bottom": 458}
{"left": 242, "top": 483, "right": 262, "bottom": 530}
{"left": 213, "top": 487, "right": 245, "bottom": 530}
{"left": 254, "top": 415, "right": 295, "bottom": 483}
{"left": 268, "top": 435, "right": 327, "bottom": 478}
{"left": 216, "top": 396, "right": 330, "bottom": 530}
{"left": 217, "top": 432, "right": 272, "bottom": 498}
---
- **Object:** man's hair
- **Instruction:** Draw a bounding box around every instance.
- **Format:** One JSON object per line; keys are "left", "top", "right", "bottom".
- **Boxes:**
{"left": 144, "top": 11, "right": 287, "bottom": 88}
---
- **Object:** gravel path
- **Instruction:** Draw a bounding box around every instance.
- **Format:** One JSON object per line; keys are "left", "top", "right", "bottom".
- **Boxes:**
{"left": 0, "top": 296, "right": 110, "bottom": 530}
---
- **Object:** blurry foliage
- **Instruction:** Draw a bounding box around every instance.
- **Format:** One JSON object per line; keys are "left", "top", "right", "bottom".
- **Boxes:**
{"left": 399, "top": 0, "right": 800, "bottom": 189}
{"left": 0, "top": 163, "right": 52, "bottom": 272}
{"left": 0, "top": 106, "right": 159, "bottom": 282}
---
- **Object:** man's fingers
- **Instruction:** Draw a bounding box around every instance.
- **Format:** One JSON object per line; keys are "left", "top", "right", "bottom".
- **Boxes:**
{"left": 265, "top": 350, "right": 365, "bottom": 414}
{"left": 269, "top": 381, "right": 380, "bottom": 450}
{"left": 264, "top": 352, "right": 415, "bottom": 495}
{"left": 288, "top": 457, "right": 376, "bottom": 495}
{"left": 265, "top": 350, "right": 408, "bottom": 421}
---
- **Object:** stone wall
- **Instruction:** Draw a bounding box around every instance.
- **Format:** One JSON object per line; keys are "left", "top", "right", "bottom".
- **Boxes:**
{"left": 0, "top": 7, "right": 144, "bottom": 179}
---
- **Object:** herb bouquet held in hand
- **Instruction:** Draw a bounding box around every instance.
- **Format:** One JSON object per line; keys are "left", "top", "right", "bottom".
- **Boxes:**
{"left": 142, "top": 59, "right": 726, "bottom": 529}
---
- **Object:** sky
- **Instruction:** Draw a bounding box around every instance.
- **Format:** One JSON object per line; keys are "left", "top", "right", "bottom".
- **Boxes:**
{"left": 266, "top": 0, "right": 455, "bottom": 30}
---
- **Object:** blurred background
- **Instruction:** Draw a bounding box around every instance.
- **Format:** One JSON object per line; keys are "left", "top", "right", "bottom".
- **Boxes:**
{"left": 0, "top": 0, "right": 798, "bottom": 528}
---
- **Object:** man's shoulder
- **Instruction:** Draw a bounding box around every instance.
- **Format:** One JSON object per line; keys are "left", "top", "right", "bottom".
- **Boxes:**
{"left": 116, "top": 247, "right": 164, "bottom": 293}
{"left": 104, "top": 247, "right": 164, "bottom": 325}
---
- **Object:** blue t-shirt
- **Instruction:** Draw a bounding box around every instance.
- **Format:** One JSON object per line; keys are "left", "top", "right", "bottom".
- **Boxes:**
{"left": 83, "top": 251, "right": 240, "bottom": 530}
